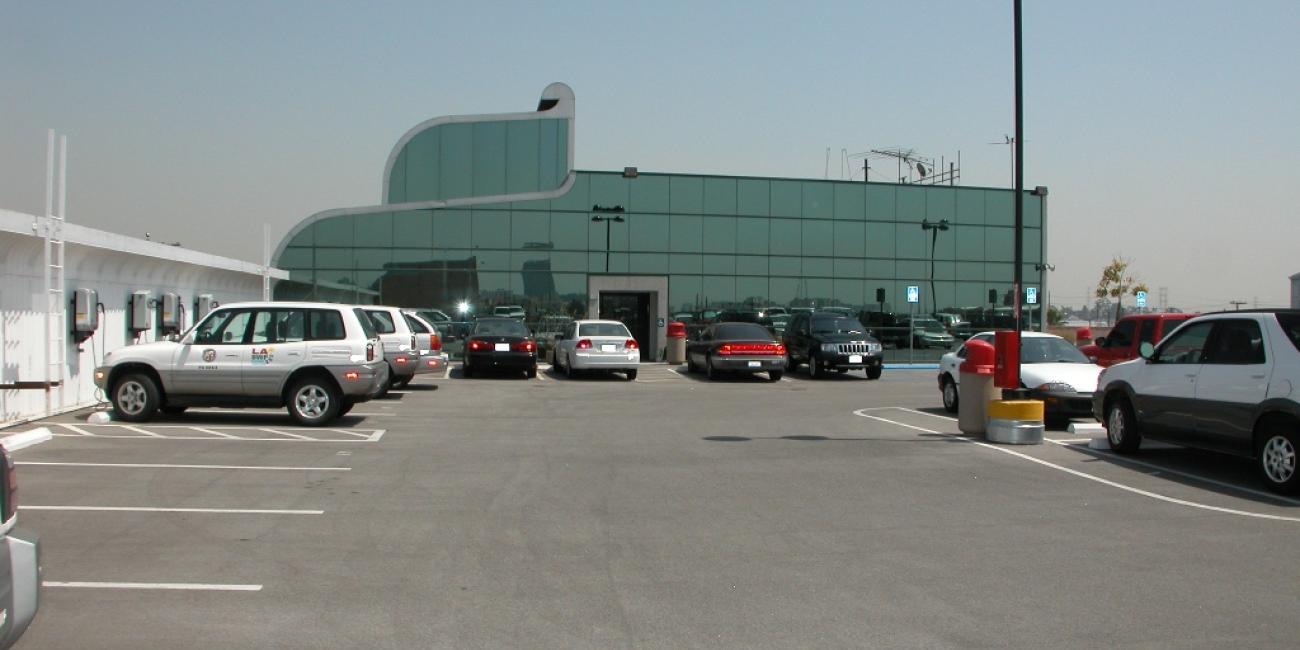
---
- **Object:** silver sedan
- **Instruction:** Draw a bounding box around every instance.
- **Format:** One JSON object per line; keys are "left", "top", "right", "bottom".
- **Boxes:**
{"left": 552, "top": 320, "right": 640, "bottom": 380}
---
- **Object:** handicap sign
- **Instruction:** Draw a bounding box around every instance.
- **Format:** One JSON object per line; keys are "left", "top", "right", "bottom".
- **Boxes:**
{"left": 1135, "top": 290, "right": 1147, "bottom": 308}
{"left": 1026, "top": 287, "right": 1038, "bottom": 305}
{"left": 906, "top": 286, "right": 920, "bottom": 304}
{"left": 656, "top": 318, "right": 665, "bottom": 328}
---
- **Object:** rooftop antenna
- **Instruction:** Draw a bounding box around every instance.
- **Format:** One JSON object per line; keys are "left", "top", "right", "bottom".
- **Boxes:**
{"left": 988, "top": 134, "right": 1024, "bottom": 187}
{"left": 867, "top": 148, "right": 960, "bottom": 185}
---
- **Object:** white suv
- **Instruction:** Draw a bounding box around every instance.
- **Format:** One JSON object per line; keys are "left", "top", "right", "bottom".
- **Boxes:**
{"left": 361, "top": 306, "right": 421, "bottom": 394}
{"left": 94, "top": 302, "right": 388, "bottom": 425}
{"left": 1095, "top": 310, "right": 1300, "bottom": 493}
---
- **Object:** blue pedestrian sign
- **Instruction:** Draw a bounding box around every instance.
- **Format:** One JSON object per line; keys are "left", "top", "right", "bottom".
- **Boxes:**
{"left": 906, "top": 285, "right": 920, "bottom": 304}
{"left": 1135, "top": 290, "right": 1148, "bottom": 308}
{"left": 1026, "top": 287, "right": 1038, "bottom": 305}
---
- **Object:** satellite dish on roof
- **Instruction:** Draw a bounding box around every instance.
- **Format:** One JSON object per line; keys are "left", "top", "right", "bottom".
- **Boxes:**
{"left": 916, "top": 162, "right": 928, "bottom": 178}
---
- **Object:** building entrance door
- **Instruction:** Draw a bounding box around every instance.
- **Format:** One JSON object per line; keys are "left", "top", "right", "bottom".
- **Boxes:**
{"left": 599, "top": 292, "right": 651, "bottom": 361}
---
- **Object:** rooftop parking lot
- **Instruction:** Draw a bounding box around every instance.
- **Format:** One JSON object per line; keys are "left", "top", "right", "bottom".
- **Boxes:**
{"left": 8, "top": 365, "right": 1300, "bottom": 648}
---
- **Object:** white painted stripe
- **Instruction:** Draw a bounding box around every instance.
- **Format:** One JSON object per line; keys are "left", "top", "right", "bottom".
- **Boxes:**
{"left": 188, "top": 426, "right": 239, "bottom": 439}
{"left": 22, "top": 505, "right": 323, "bottom": 515}
{"left": 1, "top": 428, "right": 53, "bottom": 452}
{"left": 44, "top": 581, "right": 262, "bottom": 592}
{"left": 367, "top": 429, "right": 387, "bottom": 442}
{"left": 75, "top": 423, "right": 384, "bottom": 433}
{"left": 257, "top": 428, "right": 313, "bottom": 440}
{"left": 340, "top": 412, "right": 395, "bottom": 417}
{"left": 442, "top": 365, "right": 452, "bottom": 379}
{"left": 48, "top": 433, "right": 376, "bottom": 442}
{"left": 851, "top": 409, "right": 1300, "bottom": 523}
{"left": 326, "top": 429, "right": 375, "bottom": 439}
{"left": 17, "top": 461, "right": 349, "bottom": 472}
{"left": 1045, "top": 438, "right": 1093, "bottom": 444}
{"left": 55, "top": 423, "right": 95, "bottom": 436}
{"left": 117, "top": 425, "right": 162, "bottom": 437}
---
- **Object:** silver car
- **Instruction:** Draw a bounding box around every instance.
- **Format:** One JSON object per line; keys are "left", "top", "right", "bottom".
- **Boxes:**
{"left": 0, "top": 443, "right": 39, "bottom": 650}
{"left": 403, "top": 311, "right": 450, "bottom": 379}
{"left": 362, "top": 306, "right": 421, "bottom": 394}
{"left": 552, "top": 320, "right": 640, "bottom": 380}
{"left": 94, "top": 301, "right": 388, "bottom": 426}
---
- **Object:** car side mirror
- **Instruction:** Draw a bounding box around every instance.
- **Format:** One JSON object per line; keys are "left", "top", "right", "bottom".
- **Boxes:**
{"left": 1094, "top": 336, "right": 1106, "bottom": 348}
{"left": 1138, "top": 342, "right": 1156, "bottom": 360}
{"left": 166, "top": 333, "right": 181, "bottom": 343}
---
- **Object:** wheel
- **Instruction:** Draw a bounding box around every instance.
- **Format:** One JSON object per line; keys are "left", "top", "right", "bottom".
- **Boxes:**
{"left": 526, "top": 366, "right": 538, "bottom": 379}
{"left": 111, "top": 373, "right": 160, "bottom": 422}
{"left": 564, "top": 352, "right": 576, "bottom": 378}
{"left": 941, "top": 376, "right": 959, "bottom": 413}
{"left": 1105, "top": 396, "right": 1142, "bottom": 453}
{"left": 626, "top": 369, "right": 638, "bottom": 381}
{"left": 866, "top": 367, "right": 882, "bottom": 380}
{"left": 1258, "top": 426, "right": 1300, "bottom": 494}
{"left": 706, "top": 355, "right": 718, "bottom": 380}
{"left": 392, "top": 375, "right": 411, "bottom": 389}
{"left": 769, "top": 370, "right": 783, "bottom": 382}
{"left": 808, "top": 352, "right": 823, "bottom": 379}
{"left": 287, "top": 377, "right": 341, "bottom": 426}
{"left": 161, "top": 405, "right": 187, "bottom": 416}
{"left": 687, "top": 354, "right": 699, "bottom": 373}
{"left": 462, "top": 360, "right": 473, "bottom": 378}
{"left": 337, "top": 400, "right": 354, "bottom": 417}
{"left": 375, "top": 366, "right": 394, "bottom": 397}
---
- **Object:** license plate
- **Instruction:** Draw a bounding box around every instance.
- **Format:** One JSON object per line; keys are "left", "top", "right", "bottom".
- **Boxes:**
{"left": 849, "top": 354, "right": 862, "bottom": 363}
{"left": 600, "top": 344, "right": 616, "bottom": 352}
{"left": 747, "top": 361, "right": 761, "bottom": 367}
{"left": 494, "top": 343, "right": 510, "bottom": 352}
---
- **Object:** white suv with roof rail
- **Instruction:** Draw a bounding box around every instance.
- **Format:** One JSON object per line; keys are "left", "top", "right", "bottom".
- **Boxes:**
{"left": 1095, "top": 310, "right": 1300, "bottom": 493}
{"left": 361, "top": 306, "right": 421, "bottom": 394}
{"left": 94, "top": 302, "right": 388, "bottom": 425}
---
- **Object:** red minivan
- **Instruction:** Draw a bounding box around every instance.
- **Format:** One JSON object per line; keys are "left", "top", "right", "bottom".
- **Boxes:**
{"left": 1080, "top": 313, "right": 1196, "bottom": 367}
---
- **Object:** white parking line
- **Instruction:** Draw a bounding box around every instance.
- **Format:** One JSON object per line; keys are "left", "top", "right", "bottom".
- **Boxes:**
{"left": 443, "top": 365, "right": 452, "bottom": 379}
{"left": 58, "top": 423, "right": 94, "bottom": 436}
{"left": 22, "top": 505, "right": 323, "bottom": 515}
{"left": 44, "top": 581, "right": 263, "bottom": 592}
{"left": 117, "top": 425, "right": 163, "bottom": 437}
{"left": 851, "top": 408, "right": 1300, "bottom": 523}
{"left": 257, "top": 428, "right": 313, "bottom": 440}
{"left": 42, "top": 422, "right": 386, "bottom": 443}
{"left": 17, "top": 461, "right": 350, "bottom": 472}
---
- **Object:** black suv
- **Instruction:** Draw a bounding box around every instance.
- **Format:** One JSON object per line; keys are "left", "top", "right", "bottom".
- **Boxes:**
{"left": 784, "top": 312, "right": 884, "bottom": 379}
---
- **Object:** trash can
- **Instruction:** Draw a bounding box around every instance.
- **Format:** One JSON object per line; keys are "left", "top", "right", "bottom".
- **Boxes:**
{"left": 986, "top": 400, "right": 1045, "bottom": 445}
{"left": 958, "top": 339, "right": 999, "bottom": 436}
{"left": 666, "top": 321, "right": 687, "bottom": 365}
{"left": 1075, "top": 325, "right": 1092, "bottom": 347}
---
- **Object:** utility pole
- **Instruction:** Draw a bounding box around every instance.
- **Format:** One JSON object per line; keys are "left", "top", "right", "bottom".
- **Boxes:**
{"left": 1010, "top": 0, "right": 1026, "bottom": 395}
{"left": 1230, "top": 300, "right": 1247, "bottom": 311}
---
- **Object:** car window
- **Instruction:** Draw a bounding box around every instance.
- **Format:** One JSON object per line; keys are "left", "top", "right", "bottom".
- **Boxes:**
{"left": 250, "top": 309, "right": 306, "bottom": 344}
{"left": 1107, "top": 319, "right": 1136, "bottom": 348}
{"left": 1020, "top": 337, "right": 1089, "bottom": 364}
{"left": 366, "top": 311, "right": 397, "bottom": 334}
{"left": 194, "top": 309, "right": 252, "bottom": 345}
{"left": 1154, "top": 321, "right": 1214, "bottom": 364}
{"left": 473, "top": 319, "right": 529, "bottom": 336}
{"left": 716, "top": 323, "right": 772, "bottom": 340}
{"left": 309, "top": 310, "right": 348, "bottom": 341}
{"left": 1205, "top": 319, "right": 1265, "bottom": 365}
{"left": 1273, "top": 313, "right": 1300, "bottom": 354}
{"left": 812, "top": 316, "right": 865, "bottom": 335}
{"left": 579, "top": 323, "right": 632, "bottom": 337}
{"left": 1137, "top": 319, "right": 1157, "bottom": 345}
{"left": 403, "top": 314, "right": 429, "bottom": 334}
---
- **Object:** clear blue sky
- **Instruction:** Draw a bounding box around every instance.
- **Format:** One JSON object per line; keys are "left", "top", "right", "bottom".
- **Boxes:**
{"left": 2, "top": 0, "right": 1296, "bottom": 310}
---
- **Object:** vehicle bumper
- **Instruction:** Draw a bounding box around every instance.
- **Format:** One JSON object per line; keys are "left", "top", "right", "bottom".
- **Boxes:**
{"left": 571, "top": 351, "right": 640, "bottom": 371}
{"left": 1030, "top": 389, "right": 1096, "bottom": 418}
{"left": 466, "top": 351, "right": 537, "bottom": 370}
{"left": 330, "top": 362, "right": 388, "bottom": 401}
{"left": 388, "top": 353, "right": 419, "bottom": 379}
{"left": 413, "top": 352, "right": 449, "bottom": 375}
{"left": 712, "top": 356, "right": 786, "bottom": 372}
{"left": 0, "top": 527, "right": 41, "bottom": 648}
{"left": 817, "top": 352, "right": 884, "bottom": 371}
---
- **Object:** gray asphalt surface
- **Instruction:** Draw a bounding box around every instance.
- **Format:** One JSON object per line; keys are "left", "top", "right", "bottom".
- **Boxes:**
{"left": 8, "top": 365, "right": 1300, "bottom": 649}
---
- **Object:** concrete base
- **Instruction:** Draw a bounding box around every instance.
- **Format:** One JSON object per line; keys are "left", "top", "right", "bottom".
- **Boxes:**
{"left": 986, "top": 418, "right": 1044, "bottom": 445}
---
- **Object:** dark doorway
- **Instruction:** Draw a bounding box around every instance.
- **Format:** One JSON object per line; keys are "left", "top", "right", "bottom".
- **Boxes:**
{"left": 600, "top": 292, "right": 651, "bottom": 361}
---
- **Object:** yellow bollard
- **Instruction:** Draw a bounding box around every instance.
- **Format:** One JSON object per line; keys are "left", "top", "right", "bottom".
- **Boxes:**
{"left": 986, "top": 399, "right": 1045, "bottom": 444}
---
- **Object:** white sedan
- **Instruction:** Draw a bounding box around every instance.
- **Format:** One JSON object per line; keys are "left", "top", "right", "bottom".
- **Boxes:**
{"left": 552, "top": 320, "right": 640, "bottom": 380}
{"left": 938, "top": 331, "right": 1102, "bottom": 422}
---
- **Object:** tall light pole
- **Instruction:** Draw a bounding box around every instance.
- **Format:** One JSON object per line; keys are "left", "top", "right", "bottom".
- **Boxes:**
{"left": 1010, "top": 0, "right": 1026, "bottom": 396}
{"left": 921, "top": 219, "right": 950, "bottom": 315}
{"left": 591, "top": 205, "right": 626, "bottom": 274}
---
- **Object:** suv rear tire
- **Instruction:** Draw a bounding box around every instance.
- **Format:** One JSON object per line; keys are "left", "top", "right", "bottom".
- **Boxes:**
{"left": 1257, "top": 426, "right": 1300, "bottom": 495}
{"left": 1105, "top": 396, "right": 1142, "bottom": 453}
{"left": 626, "top": 369, "right": 638, "bottom": 381}
{"left": 808, "top": 353, "right": 823, "bottom": 379}
{"left": 866, "top": 367, "right": 882, "bottom": 380}
{"left": 112, "top": 373, "right": 160, "bottom": 422}
{"left": 287, "top": 377, "right": 340, "bottom": 426}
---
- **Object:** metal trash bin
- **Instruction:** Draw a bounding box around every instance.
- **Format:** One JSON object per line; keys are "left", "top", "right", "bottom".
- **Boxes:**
{"left": 666, "top": 321, "right": 687, "bottom": 365}
{"left": 957, "top": 340, "right": 998, "bottom": 436}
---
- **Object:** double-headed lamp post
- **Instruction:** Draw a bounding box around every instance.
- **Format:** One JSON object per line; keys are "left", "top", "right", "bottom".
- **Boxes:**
{"left": 920, "top": 219, "right": 950, "bottom": 315}
{"left": 591, "top": 206, "right": 626, "bottom": 273}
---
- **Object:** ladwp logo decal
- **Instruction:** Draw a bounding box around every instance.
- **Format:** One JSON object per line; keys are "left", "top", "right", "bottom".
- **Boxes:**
{"left": 251, "top": 347, "right": 275, "bottom": 365}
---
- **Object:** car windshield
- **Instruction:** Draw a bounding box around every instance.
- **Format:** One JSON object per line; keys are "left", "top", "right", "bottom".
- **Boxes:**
{"left": 715, "top": 323, "right": 774, "bottom": 341}
{"left": 579, "top": 323, "right": 631, "bottom": 337}
{"left": 913, "top": 319, "right": 946, "bottom": 333}
{"left": 812, "top": 317, "right": 865, "bottom": 334}
{"left": 473, "top": 319, "right": 530, "bottom": 336}
{"left": 1021, "top": 337, "right": 1090, "bottom": 364}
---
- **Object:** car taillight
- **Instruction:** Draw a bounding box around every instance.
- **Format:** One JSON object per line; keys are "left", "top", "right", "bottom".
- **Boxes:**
{"left": 774, "top": 343, "right": 786, "bottom": 355}
{"left": 366, "top": 343, "right": 375, "bottom": 362}
{"left": 429, "top": 333, "right": 442, "bottom": 351}
{"left": 344, "top": 371, "right": 360, "bottom": 381}
{"left": 718, "top": 343, "right": 783, "bottom": 355}
{"left": 468, "top": 339, "right": 489, "bottom": 351}
{"left": 576, "top": 339, "right": 592, "bottom": 350}
{"left": 512, "top": 340, "right": 536, "bottom": 353}
{"left": 1, "top": 446, "right": 15, "bottom": 522}
{"left": 625, "top": 339, "right": 639, "bottom": 350}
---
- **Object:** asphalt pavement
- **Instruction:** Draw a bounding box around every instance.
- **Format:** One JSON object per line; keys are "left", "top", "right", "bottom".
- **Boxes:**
{"left": 7, "top": 364, "right": 1300, "bottom": 649}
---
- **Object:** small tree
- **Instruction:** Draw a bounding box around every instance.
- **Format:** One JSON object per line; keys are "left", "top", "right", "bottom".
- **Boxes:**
{"left": 1047, "top": 305, "right": 1065, "bottom": 326}
{"left": 1096, "top": 257, "right": 1149, "bottom": 323}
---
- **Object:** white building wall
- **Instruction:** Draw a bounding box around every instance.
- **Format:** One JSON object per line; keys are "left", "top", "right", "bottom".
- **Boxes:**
{"left": 0, "top": 209, "right": 287, "bottom": 425}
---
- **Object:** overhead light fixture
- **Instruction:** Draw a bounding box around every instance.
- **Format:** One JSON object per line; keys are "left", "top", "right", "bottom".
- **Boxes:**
{"left": 623, "top": 167, "right": 638, "bottom": 178}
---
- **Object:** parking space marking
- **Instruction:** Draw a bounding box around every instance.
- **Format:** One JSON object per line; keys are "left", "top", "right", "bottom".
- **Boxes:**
{"left": 42, "top": 422, "right": 386, "bottom": 442}
{"left": 852, "top": 408, "right": 1300, "bottom": 523}
{"left": 443, "top": 365, "right": 452, "bottom": 379}
{"left": 18, "top": 461, "right": 350, "bottom": 472}
{"left": 22, "top": 505, "right": 324, "bottom": 515}
{"left": 45, "top": 581, "right": 263, "bottom": 592}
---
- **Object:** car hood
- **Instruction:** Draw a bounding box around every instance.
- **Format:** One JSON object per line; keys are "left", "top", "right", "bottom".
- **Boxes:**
{"left": 1021, "top": 362, "right": 1103, "bottom": 392}
{"left": 813, "top": 333, "right": 878, "bottom": 344}
{"left": 104, "top": 341, "right": 179, "bottom": 363}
